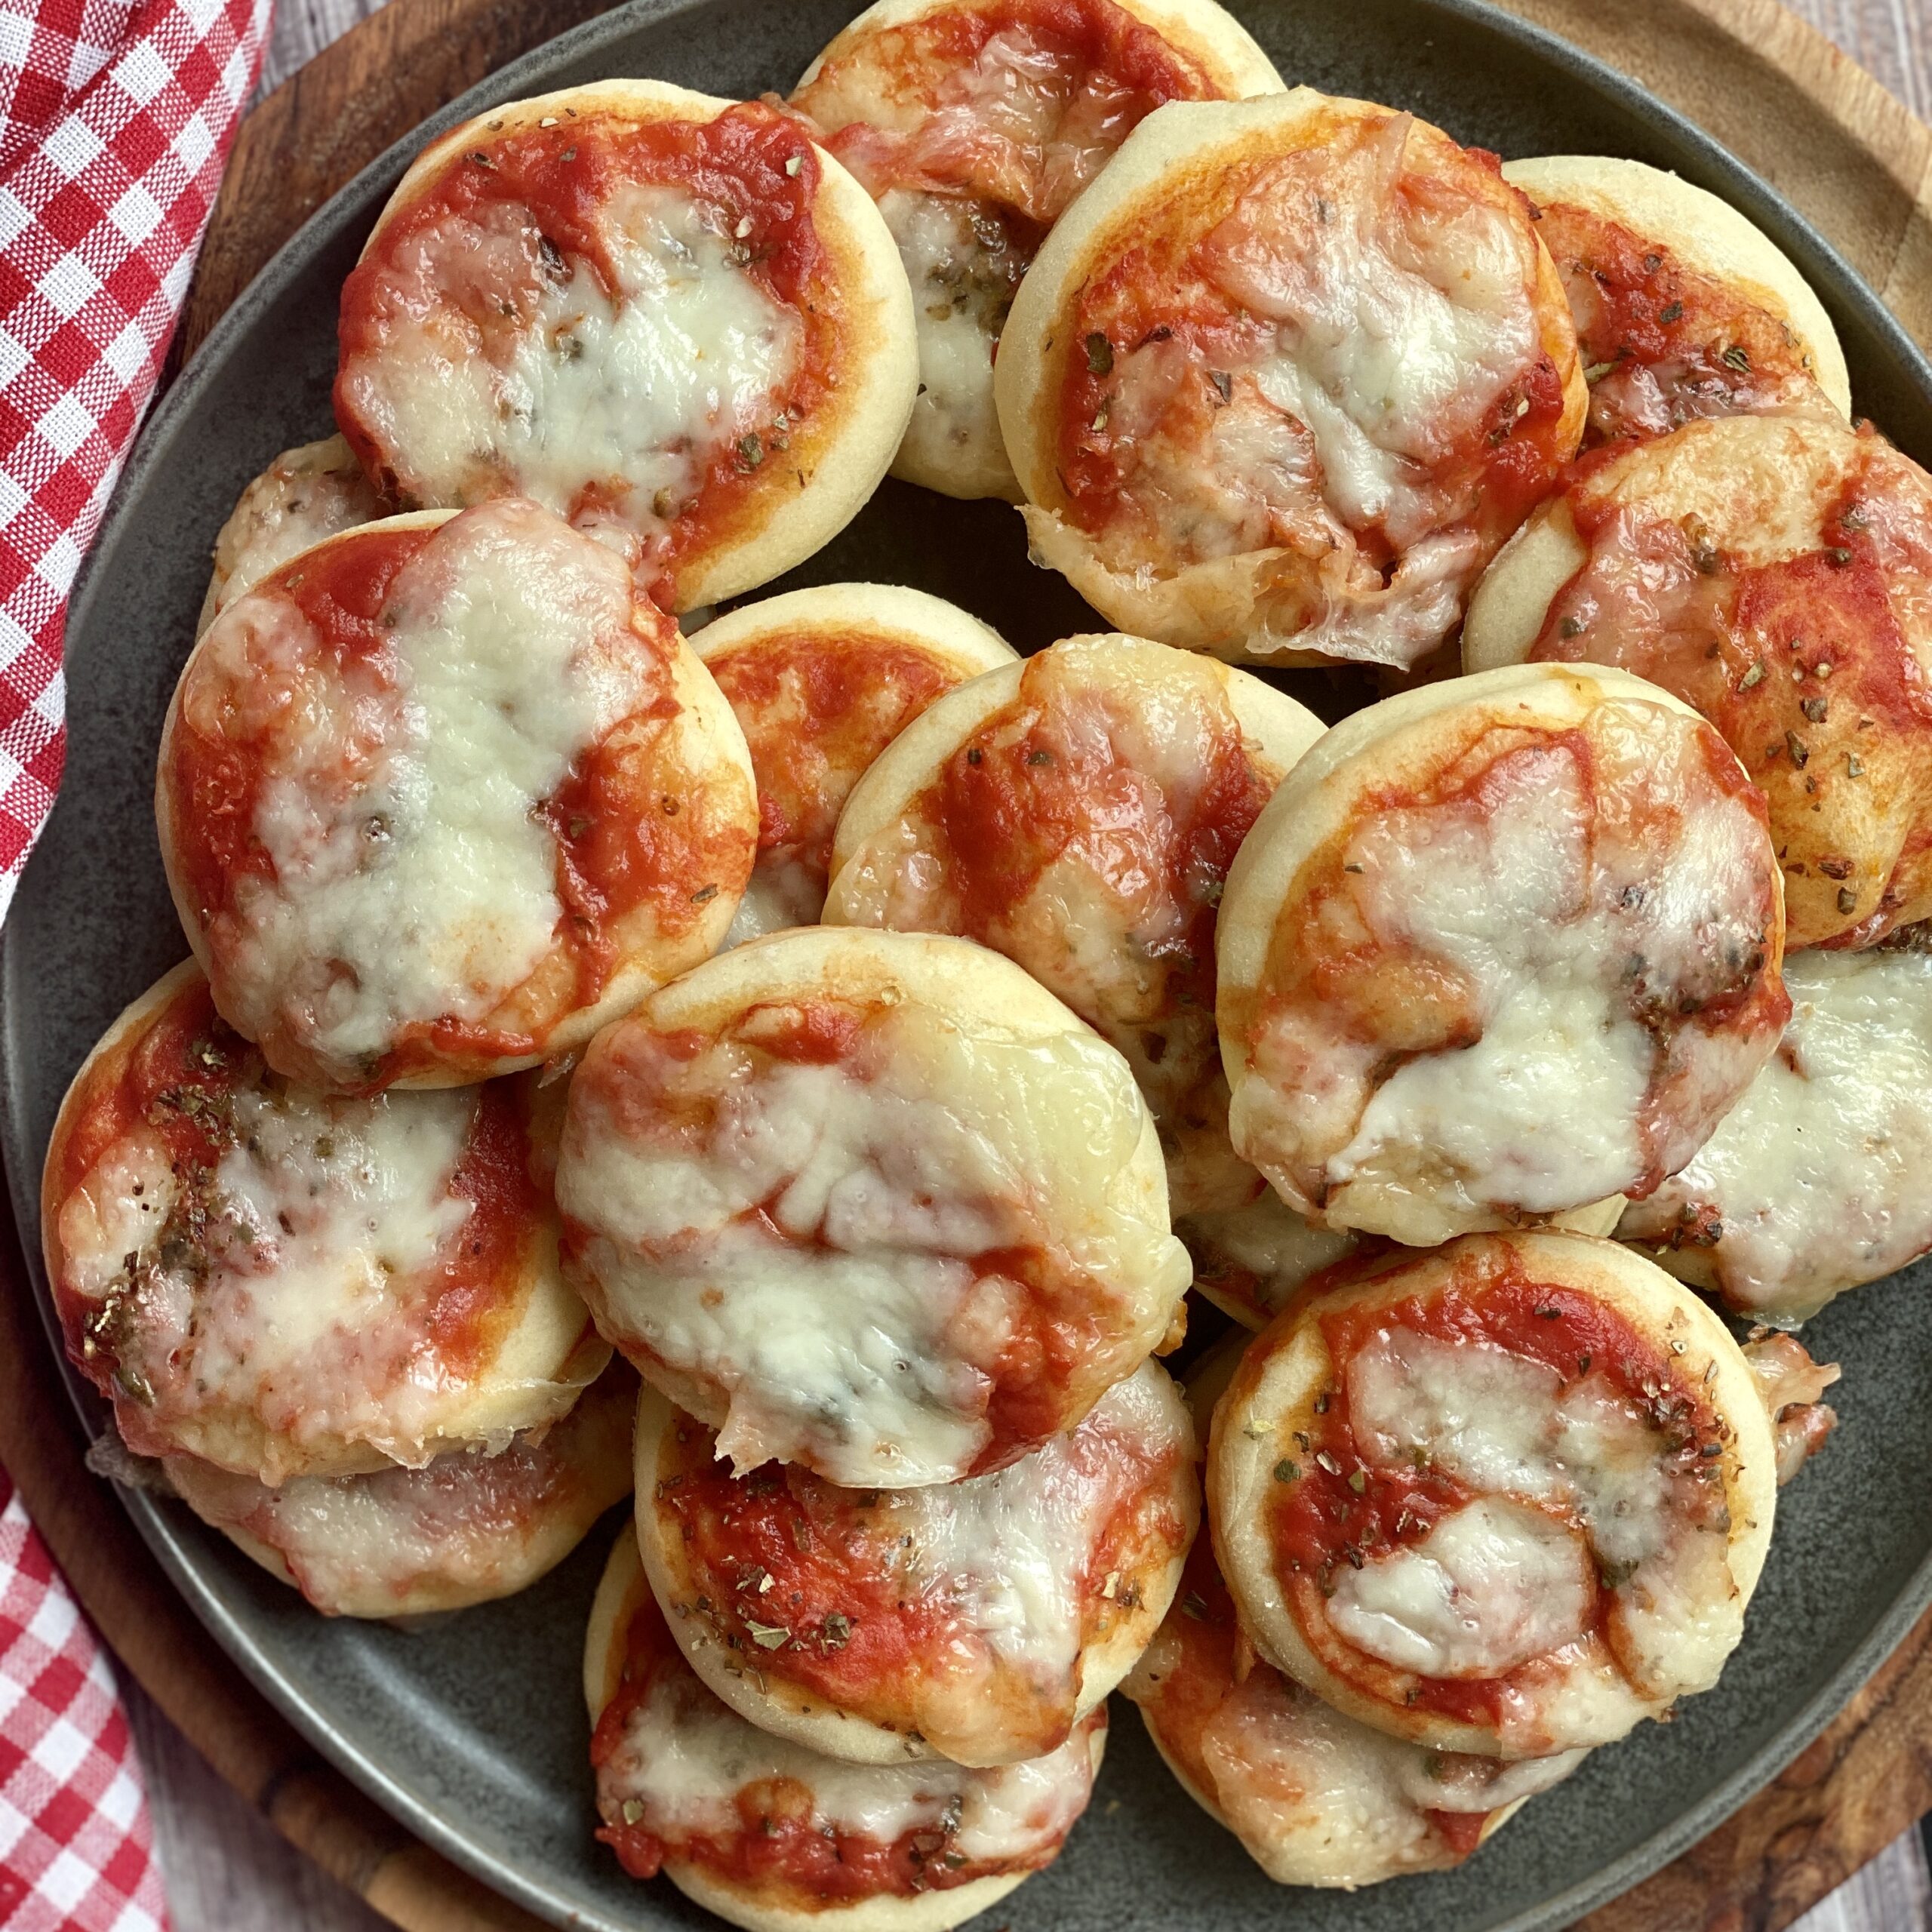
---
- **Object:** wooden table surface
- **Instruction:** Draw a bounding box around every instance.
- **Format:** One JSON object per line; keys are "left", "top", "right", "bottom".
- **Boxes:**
{"left": 115, "top": 0, "right": 1932, "bottom": 1927}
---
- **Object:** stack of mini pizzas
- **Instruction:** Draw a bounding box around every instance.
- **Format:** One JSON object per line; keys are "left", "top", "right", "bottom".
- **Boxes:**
{"left": 38, "top": 0, "right": 1932, "bottom": 1917}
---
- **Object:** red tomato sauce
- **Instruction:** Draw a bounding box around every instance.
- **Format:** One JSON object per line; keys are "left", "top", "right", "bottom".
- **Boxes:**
{"left": 593, "top": 1589, "right": 1065, "bottom": 1897}
{"left": 1531, "top": 200, "right": 1819, "bottom": 445}
{"left": 165, "top": 526, "right": 425, "bottom": 932}
{"left": 811, "top": 0, "right": 1212, "bottom": 223}
{"left": 650, "top": 1395, "right": 1180, "bottom": 1733}
{"left": 335, "top": 103, "right": 836, "bottom": 606}
{"left": 1056, "top": 146, "right": 1570, "bottom": 552}
{"left": 707, "top": 635, "right": 960, "bottom": 875}
{"left": 1264, "top": 1244, "right": 1729, "bottom": 1724}
{"left": 1534, "top": 456, "right": 1932, "bottom": 749}
{"left": 51, "top": 975, "right": 550, "bottom": 1403}
{"left": 1253, "top": 720, "right": 1786, "bottom": 1202}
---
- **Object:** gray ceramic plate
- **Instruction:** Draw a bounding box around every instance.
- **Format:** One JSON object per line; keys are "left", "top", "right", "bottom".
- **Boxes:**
{"left": 7, "top": 0, "right": 1932, "bottom": 1926}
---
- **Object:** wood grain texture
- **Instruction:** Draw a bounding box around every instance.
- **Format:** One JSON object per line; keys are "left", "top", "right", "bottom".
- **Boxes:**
{"left": 32, "top": 0, "right": 1932, "bottom": 1927}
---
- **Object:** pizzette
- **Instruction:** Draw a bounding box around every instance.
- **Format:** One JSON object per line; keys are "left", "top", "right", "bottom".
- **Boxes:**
{"left": 159, "top": 499, "right": 756, "bottom": 1091}
{"left": 334, "top": 81, "right": 918, "bottom": 612}
{"left": 791, "top": 0, "right": 1282, "bottom": 500}
{"left": 1503, "top": 155, "right": 1849, "bottom": 448}
{"left": 165, "top": 1360, "right": 638, "bottom": 1618}
{"left": 824, "top": 631, "right": 1324, "bottom": 1215}
{"left": 1463, "top": 412, "right": 1932, "bottom": 947}
{"left": 995, "top": 89, "right": 1586, "bottom": 666}
{"left": 1217, "top": 662, "right": 1791, "bottom": 1244}
{"left": 693, "top": 581, "right": 1017, "bottom": 943}
{"left": 1208, "top": 1232, "right": 1779, "bottom": 1758}
{"left": 41, "top": 962, "right": 605, "bottom": 1485}
{"left": 634, "top": 1360, "right": 1196, "bottom": 1767}
{"left": 586, "top": 1531, "right": 1107, "bottom": 1932}
{"left": 554, "top": 926, "right": 1190, "bottom": 1487}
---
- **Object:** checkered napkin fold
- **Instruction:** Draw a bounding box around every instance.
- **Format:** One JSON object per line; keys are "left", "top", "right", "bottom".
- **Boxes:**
{"left": 1, "top": 0, "right": 272, "bottom": 1917}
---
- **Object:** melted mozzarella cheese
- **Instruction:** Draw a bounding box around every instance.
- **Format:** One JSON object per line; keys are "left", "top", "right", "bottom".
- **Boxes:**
{"left": 603, "top": 1657, "right": 1097, "bottom": 1863}
{"left": 826, "top": 639, "right": 1275, "bottom": 1217}
{"left": 1618, "top": 949, "right": 1932, "bottom": 1321}
{"left": 882, "top": 189, "right": 1022, "bottom": 497}
{"left": 343, "top": 189, "right": 798, "bottom": 555}
{"left": 1343, "top": 1322, "right": 1743, "bottom": 1705}
{"left": 1213, "top": 122, "right": 1536, "bottom": 548}
{"left": 60, "top": 1078, "right": 490, "bottom": 1472}
{"left": 211, "top": 500, "right": 654, "bottom": 1075}
{"left": 561, "top": 1004, "right": 1188, "bottom": 1485}
{"left": 829, "top": 1365, "right": 1186, "bottom": 1734}
{"left": 1327, "top": 1495, "right": 1595, "bottom": 1678}
{"left": 1236, "top": 713, "right": 1779, "bottom": 1240}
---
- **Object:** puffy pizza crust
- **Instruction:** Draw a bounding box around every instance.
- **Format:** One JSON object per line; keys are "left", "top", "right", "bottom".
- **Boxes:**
{"left": 1208, "top": 1231, "right": 1778, "bottom": 1758}
{"left": 697, "top": 583, "right": 1017, "bottom": 939}
{"left": 349, "top": 82, "right": 917, "bottom": 612}
{"left": 158, "top": 507, "right": 756, "bottom": 1089}
{"left": 584, "top": 1531, "right": 1096, "bottom": 1932}
{"left": 632, "top": 1366, "right": 1192, "bottom": 1765}
{"left": 1503, "top": 155, "right": 1850, "bottom": 420}
{"left": 1462, "top": 414, "right": 1932, "bottom": 946}
{"left": 41, "top": 961, "right": 606, "bottom": 1481}
{"left": 994, "top": 90, "right": 1585, "bottom": 663}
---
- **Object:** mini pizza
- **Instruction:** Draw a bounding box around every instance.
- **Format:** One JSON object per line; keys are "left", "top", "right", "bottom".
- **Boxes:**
{"left": 586, "top": 1531, "right": 1106, "bottom": 1932}
{"left": 1463, "top": 413, "right": 1932, "bottom": 948}
{"left": 824, "top": 632, "right": 1325, "bottom": 1215}
{"left": 555, "top": 925, "right": 1190, "bottom": 1488}
{"left": 692, "top": 582, "right": 1017, "bottom": 943}
{"left": 1617, "top": 945, "right": 1932, "bottom": 1323}
{"left": 334, "top": 82, "right": 917, "bottom": 613}
{"left": 1503, "top": 155, "right": 1849, "bottom": 450}
{"left": 197, "top": 436, "right": 382, "bottom": 635}
{"left": 634, "top": 1358, "right": 1196, "bottom": 1767}
{"left": 1208, "top": 1231, "right": 1779, "bottom": 1759}
{"left": 165, "top": 1360, "right": 637, "bottom": 1618}
{"left": 41, "top": 961, "right": 606, "bottom": 1486}
{"left": 1217, "top": 662, "right": 1791, "bottom": 1245}
{"left": 995, "top": 91, "right": 1586, "bottom": 668}
{"left": 158, "top": 498, "right": 757, "bottom": 1091}
{"left": 1122, "top": 1539, "right": 1585, "bottom": 1884}
{"left": 789, "top": 0, "right": 1282, "bottom": 501}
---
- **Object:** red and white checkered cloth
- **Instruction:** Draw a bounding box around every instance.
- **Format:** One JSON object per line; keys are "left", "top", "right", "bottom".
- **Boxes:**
{"left": 0, "top": 0, "right": 271, "bottom": 914}
{"left": 0, "top": 0, "right": 271, "bottom": 1917}
{"left": 0, "top": 1472, "right": 168, "bottom": 1930}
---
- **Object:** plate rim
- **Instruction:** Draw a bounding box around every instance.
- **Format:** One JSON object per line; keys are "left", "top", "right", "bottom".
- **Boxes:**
{"left": 12, "top": 0, "right": 1932, "bottom": 1922}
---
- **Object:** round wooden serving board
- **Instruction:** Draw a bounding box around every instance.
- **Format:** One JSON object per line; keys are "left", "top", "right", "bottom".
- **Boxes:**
{"left": 9, "top": 1, "right": 1931, "bottom": 1928}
